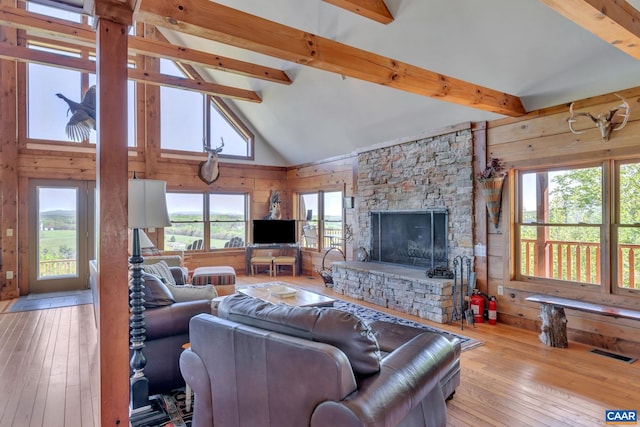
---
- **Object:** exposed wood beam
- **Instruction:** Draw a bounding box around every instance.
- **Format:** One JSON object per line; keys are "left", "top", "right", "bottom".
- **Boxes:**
{"left": 539, "top": 0, "right": 640, "bottom": 59}
{"left": 322, "top": 0, "right": 393, "bottom": 24}
{"left": 0, "top": 43, "right": 262, "bottom": 102}
{"left": 136, "top": 0, "right": 526, "bottom": 117}
{"left": 0, "top": 5, "right": 291, "bottom": 84}
{"left": 128, "top": 37, "right": 291, "bottom": 85}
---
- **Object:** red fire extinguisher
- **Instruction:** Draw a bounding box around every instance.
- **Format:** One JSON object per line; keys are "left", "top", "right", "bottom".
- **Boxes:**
{"left": 488, "top": 297, "right": 497, "bottom": 325}
{"left": 470, "top": 291, "right": 485, "bottom": 324}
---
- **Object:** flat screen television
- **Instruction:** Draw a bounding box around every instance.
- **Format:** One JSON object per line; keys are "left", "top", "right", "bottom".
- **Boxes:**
{"left": 252, "top": 219, "right": 297, "bottom": 244}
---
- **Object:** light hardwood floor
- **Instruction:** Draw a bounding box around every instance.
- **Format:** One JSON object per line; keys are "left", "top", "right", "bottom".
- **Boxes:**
{"left": 1, "top": 274, "right": 639, "bottom": 426}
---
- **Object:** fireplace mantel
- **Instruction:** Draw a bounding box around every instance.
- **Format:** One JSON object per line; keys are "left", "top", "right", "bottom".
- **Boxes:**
{"left": 332, "top": 261, "right": 453, "bottom": 323}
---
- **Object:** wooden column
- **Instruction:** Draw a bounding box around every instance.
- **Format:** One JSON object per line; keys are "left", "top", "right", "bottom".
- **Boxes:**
{"left": 0, "top": 0, "right": 19, "bottom": 300}
{"left": 472, "top": 121, "right": 488, "bottom": 294}
{"left": 95, "top": 15, "right": 130, "bottom": 427}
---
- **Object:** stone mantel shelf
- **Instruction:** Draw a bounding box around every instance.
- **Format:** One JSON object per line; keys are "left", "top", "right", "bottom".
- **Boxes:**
{"left": 333, "top": 261, "right": 446, "bottom": 284}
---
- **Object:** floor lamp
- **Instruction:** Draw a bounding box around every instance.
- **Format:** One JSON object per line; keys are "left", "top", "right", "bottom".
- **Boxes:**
{"left": 128, "top": 178, "right": 171, "bottom": 416}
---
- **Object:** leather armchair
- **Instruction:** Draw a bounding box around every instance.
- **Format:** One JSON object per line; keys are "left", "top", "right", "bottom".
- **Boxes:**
{"left": 181, "top": 294, "right": 460, "bottom": 427}
{"left": 135, "top": 272, "right": 214, "bottom": 395}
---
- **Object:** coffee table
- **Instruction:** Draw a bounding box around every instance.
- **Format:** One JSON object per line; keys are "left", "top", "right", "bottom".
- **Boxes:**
{"left": 238, "top": 282, "right": 336, "bottom": 307}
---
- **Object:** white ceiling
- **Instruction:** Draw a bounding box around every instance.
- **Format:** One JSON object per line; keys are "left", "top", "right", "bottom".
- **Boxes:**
{"left": 158, "top": 0, "right": 640, "bottom": 165}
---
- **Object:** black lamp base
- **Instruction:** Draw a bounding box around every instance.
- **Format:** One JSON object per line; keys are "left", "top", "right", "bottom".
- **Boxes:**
{"left": 129, "top": 394, "right": 169, "bottom": 427}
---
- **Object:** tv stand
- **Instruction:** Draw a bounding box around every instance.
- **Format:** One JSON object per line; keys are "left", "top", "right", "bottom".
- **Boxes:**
{"left": 245, "top": 244, "right": 301, "bottom": 275}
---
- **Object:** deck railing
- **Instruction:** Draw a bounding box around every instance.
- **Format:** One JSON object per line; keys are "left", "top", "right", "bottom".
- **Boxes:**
{"left": 39, "top": 259, "right": 76, "bottom": 277}
{"left": 521, "top": 240, "right": 640, "bottom": 288}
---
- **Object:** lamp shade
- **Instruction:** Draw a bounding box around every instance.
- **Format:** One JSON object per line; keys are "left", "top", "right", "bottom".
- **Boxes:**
{"left": 128, "top": 179, "right": 171, "bottom": 229}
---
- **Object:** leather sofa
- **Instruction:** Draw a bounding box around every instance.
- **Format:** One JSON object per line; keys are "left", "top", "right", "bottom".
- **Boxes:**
{"left": 181, "top": 293, "right": 461, "bottom": 427}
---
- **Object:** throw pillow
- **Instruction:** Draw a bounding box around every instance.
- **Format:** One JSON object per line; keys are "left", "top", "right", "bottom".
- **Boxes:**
{"left": 218, "top": 293, "right": 381, "bottom": 375}
{"left": 139, "top": 272, "right": 175, "bottom": 308}
{"left": 167, "top": 283, "right": 217, "bottom": 303}
{"left": 141, "top": 246, "right": 161, "bottom": 256}
{"left": 143, "top": 260, "right": 176, "bottom": 286}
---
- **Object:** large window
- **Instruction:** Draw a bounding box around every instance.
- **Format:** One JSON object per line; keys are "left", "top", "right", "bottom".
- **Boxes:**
{"left": 164, "top": 192, "right": 247, "bottom": 251}
{"left": 517, "top": 161, "right": 640, "bottom": 294}
{"left": 616, "top": 161, "right": 640, "bottom": 291}
{"left": 298, "top": 191, "right": 343, "bottom": 250}
{"left": 160, "top": 59, "right": 253, "bottom": 158}
{"left": 27, "top": 61, "right": 135, "bottom": 146}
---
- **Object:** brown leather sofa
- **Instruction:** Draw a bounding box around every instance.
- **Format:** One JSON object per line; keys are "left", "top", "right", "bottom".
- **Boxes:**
{"left": 180, "top": 293, "right": 461, "bottom": 427}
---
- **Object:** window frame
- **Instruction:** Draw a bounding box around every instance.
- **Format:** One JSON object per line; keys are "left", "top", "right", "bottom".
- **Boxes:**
{"left": 297, "top": 190, "right": 344, "bottom": 252}
{"left": 164, "top": 191, "right": 249, "bottom": 252}
{"left": 513, "top": 159, "right": 640, "bottom": 297}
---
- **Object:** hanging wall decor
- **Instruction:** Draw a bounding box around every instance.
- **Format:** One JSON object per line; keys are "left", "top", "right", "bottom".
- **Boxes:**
{"left": 477, "top": 158, "right": 507, "bottom": 228}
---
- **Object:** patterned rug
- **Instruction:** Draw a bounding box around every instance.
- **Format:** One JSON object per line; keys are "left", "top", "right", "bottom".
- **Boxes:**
{"left": 240, "top": 283, "right": 482, "bottom": 352}
{"left": 332, "top": 299, "right": 482, "bottom": 352}
{"left": 130, "top": 388, "right": 192, "bottom": 427}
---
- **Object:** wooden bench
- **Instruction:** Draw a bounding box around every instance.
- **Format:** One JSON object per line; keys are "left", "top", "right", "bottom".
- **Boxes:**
{"left": 526, "top": 294, "right": 640, "bottom": 348}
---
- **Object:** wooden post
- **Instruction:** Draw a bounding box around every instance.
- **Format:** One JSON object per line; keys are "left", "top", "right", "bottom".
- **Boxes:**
{"left": 95, "top": 15, "right": 131, "bottom": 427}
{"left": 538, "top": 304, "right": 568, "bottom": 348}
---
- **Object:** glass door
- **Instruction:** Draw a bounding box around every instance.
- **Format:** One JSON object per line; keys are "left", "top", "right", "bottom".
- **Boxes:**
{"left": 29, "top": 179, "right": 95, "bottom": 293}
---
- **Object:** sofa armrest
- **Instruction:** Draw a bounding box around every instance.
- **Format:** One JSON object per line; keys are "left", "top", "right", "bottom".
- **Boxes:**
{"left": 311, "top": 333, "right": 448, "bottom": 427}
{"left": 180, "top": 349, "right": 214, "bottom": 427}
{"left": 145, "top": 300, "right": 211, "bottom": 340}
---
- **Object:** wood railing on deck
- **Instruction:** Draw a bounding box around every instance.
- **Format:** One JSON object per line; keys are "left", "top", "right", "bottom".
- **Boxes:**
{"left": 521, "top": 240, "right": 639, "bottom": 288}
{"left": 39, "top": 259, "right": 76, "bottom": 276}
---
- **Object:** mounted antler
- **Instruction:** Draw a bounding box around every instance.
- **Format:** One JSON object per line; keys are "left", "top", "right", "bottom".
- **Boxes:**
{"left": 568, "top": 94, "right": 630, "bottom": 142}
{"left": 198, "top": 138, "right": 224, "bottom": 184}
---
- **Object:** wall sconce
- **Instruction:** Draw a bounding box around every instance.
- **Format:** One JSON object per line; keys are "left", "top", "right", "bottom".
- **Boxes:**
{"left": 343, "top": 197, "right": 354, "bottom": 209}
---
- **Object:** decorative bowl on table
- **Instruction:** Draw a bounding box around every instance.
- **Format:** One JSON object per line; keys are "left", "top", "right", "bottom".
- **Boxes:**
{"left": 268, "top": 284, "right": 297, "bottom": 298}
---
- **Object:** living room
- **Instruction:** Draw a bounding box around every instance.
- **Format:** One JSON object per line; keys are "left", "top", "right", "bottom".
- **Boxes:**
{"left": 2, "top": 0, "right": 640, "bottom": 426}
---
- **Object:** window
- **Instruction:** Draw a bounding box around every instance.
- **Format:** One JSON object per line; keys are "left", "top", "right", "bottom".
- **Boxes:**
{"left": 27, "top": 61, "right": 136, "bottom": 146}
{"left": 164, "top": 192, "right": 248, "bottom": 251}
{"left": 518, "top": 165, "right": 603, "bottom": 286}
{"left": 323, "top": 192, "right": 343, "bottom": 248}
{"left": 616, "top": 161, "right": 640, "bottom": 292}
{"left": 300, "top": 193, "right": 319, "bottom": 249}
{"left": 160, "top": 59, "right": 253, "bottom": 158}
{"left": 298, "top": 191, "right": 343, "bottom": 250}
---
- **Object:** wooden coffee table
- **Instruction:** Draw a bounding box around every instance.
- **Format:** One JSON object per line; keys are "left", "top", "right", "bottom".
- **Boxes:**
{"left": 238, "top": 282, "right": 336, "bottom": 307}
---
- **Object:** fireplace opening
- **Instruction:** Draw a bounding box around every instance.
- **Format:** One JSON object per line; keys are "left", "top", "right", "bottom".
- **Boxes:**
{"left": 370, "top": 210, "right": 448, "bottom": 270}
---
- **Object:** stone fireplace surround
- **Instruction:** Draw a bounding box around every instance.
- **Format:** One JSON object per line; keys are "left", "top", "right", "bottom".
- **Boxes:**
{"left": 332, "top": 125, "right": 474, "bottom": 324}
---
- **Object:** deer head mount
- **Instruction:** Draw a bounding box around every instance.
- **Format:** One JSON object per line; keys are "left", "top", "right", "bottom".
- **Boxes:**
{"left": 568, "top": 94, "right": 630, "bottom": 142}
{"left": 198, "top": 138, "right": 224, "bottom": 185}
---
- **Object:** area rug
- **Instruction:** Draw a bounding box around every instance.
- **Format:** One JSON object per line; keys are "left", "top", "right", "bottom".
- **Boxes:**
{"left": 240, "top": 283, "right": 482, "bottom": 352}
{"left": 6, "top": 289, "right": 93, "bottom": 313}
{"left": 332, "top": 299, "right": 482, "bottom": 352}
{"left": 130, "top": 388, "right": 192, "bottom": 427}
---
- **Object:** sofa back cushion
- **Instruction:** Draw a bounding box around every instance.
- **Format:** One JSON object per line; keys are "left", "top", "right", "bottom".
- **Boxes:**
{"left": 140, "top": 272, "right": 175, "bottom": 308}
{"left": 218, "top": 293, "right": 381, "bottom": 375}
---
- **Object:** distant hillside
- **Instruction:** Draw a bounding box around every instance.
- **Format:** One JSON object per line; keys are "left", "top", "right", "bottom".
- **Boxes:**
{"left": 40, "top": 210, "right": 76, "bottom": 230}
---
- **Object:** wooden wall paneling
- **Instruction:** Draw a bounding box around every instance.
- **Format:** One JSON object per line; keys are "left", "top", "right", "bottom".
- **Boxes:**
{"left": 0, "top": 18, "right": 19, "bottom": 300}
{"left": 95, "top": 16, "right": 130, "bottom": 427}
{"left": 472, "top": 122, "right": 488, "bottom": 294}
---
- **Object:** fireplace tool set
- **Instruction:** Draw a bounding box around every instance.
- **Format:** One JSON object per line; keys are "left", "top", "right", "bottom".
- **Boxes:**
{"left": 451, "top": 255, "right": 477, "bottom": 330}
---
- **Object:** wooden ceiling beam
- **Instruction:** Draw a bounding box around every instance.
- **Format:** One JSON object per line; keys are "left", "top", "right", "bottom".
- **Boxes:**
{"left": 0, "top": 5, "right": 291, "bottom": 84}
{"left": 0, "top": 43, "right": 261, "bottom": 102}
{"left": 322, "top": 0, "right": 393, "bottom": 24}
{"left": 136, "top": 0, "right": 526, "bottom": 117}
{"left": 539, "top": 0, "right": 640, "bottom": 59}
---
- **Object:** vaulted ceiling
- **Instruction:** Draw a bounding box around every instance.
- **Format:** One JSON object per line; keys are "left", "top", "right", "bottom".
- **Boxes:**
{"left": 9, "top": 0, "right": 640, "bottom": 165}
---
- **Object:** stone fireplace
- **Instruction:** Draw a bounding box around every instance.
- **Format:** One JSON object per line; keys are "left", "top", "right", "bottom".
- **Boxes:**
{"left": 332, "top": 126, "right": 474, "bottom": 324}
